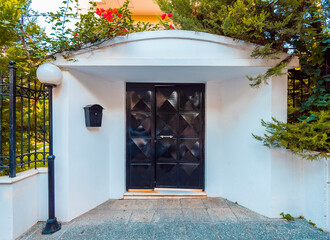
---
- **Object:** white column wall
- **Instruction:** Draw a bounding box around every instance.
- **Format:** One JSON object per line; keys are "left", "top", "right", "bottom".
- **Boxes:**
{"left": 53, "top": 71, "right": 70, "bottom": 221}
{"left": 54, "top": 70, "right": 126, "bottom": 221}
{"left": 205, "top": 78, "right": 273, "bottom": 216}
{"left": 66, "top": 71, "right": 111, "bottom": 219}
{"left": 269, "top": 73, "right": 302, "bottom": 217}
{"left": 107, "top": 82, "right": 126, "bottom": 199}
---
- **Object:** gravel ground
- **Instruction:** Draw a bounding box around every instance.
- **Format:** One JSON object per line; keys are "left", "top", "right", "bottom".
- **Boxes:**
{"left": 19, "top": 198, "right": 330, "bottom": 240}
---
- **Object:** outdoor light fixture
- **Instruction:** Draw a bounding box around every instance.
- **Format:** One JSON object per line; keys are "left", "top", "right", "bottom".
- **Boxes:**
{"left": 36, "top": 63, "right": 63, "bottom": 86}
{"left": 37, "top": 63, "right": 62, "bottom": 235}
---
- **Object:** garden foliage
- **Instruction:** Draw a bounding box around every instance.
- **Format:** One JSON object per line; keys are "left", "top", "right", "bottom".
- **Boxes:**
{"left": 156, "top": 0, "right": 330, "bottom": 160}
{"left": 0, "top": 0, "right": 329, "bottom": 161}
{"left": 0, "top": 0, "right": 164, "bottom": 73}
{"left": 0, "top": 0, "right": 163, "bottom": 175}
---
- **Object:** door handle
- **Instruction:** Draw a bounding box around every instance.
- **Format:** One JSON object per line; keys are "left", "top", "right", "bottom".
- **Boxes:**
{"left": 159, "top": 135, "right": 174, "bottom": 139}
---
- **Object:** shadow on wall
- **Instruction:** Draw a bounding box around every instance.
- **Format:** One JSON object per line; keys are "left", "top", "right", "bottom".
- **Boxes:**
{"left": 69, "top": 69, "right": 123, "bottom": 111}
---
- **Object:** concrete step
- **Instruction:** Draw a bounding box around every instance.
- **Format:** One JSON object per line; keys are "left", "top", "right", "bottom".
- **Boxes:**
{"left": 124, "top": 188, "right": 207, "bottom": 199}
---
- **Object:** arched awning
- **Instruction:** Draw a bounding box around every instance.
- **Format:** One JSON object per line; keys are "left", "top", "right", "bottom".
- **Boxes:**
{"left": 54, "top": 30, "right": 298, "bottom": 83}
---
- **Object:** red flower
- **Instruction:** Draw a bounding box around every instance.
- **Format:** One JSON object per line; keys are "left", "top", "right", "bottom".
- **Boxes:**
{"left": 106, "top": 13, "right": 113, "bottom": 22}
{"left": 161, "top": 13, "right": 166, "bottom": 20}
{"left": 96, "top": 7, "right": 120, "bottom": 22}
{"left": 96, "top": 8, "right": 106, "bottom": 16}
{"left": 119, "top": 28, "right": 128, "bottom": 35}
{"left": 169, "top": 24, "right": 174, "bottom": 29}
{"left": 168, "top": 13, "right": 173, "bottom": 17}
{"left": 73, "top": 33, "right": 78, "bottom": 38}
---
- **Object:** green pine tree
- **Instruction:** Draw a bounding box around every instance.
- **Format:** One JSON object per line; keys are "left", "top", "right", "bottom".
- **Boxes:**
{"left": 155, "top": 0, "right": 330, "bottom": 160}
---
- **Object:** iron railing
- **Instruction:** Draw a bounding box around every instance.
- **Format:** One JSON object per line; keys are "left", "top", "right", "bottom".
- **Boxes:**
{"left": 0, "top": 61, "right": 49, "bottom": 177}
{"left": 288, "top": 69, "right": 312, "bottom": 109}
{"left": 288, "top": 49, "right": 329, "bottom": 122}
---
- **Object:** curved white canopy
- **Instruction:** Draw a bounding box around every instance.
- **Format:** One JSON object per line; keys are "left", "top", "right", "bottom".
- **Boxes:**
{"left": 54, "top": 30, "right": 298, "bottom": 83}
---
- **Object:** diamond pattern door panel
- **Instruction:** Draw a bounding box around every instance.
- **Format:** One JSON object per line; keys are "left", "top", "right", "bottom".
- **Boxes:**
{"left": 130, "top": 138, "right": 152, "bottom": 163}
{"left": 179, "top": 113, "right": 201, "bottom": 137}
{"left": 156, "top": 88, "right": 178, "bottom": 112}
{"left": 178, "top": 163, "right": 201, "bottom": 188}
{"left": 126, "top": 84, "right": 204, "bottom": 190}
{"left": 130, "top": 112, "right": 152, "bottom": 136}
{"left": 156, "top": 139, "right": 177, "bottom": 162}
{"left": 155, "top": 86, "right": 204, "bottom": 189}
{"left": 126, "top": 85, "right": 155, "bottom": 189}
{"left": 179, "top": 139, "right": 200, "bottom": 163}
{"left": 156, "top": 113, "right": 178, "bottom": 136}
{"left": 179, "top": 88, "right": 201, "bottom": 111}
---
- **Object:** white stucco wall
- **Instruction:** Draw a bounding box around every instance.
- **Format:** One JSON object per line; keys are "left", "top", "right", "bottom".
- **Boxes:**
{"left": 205, "top": 78, "right": 273, "bottom": 216}
{"left": 0, "top": 169, "right": 48, "bottom": 240}
{"left": 300, "top": 157, "right": 329, "bottom": 230}
{"left": 269, "top": 150, "right": 329, "bottom": 230}
{"left": 49, "top": 31, "right": 328, "bottom": 232}
{"left": 53, "top": 70, "right": 126, "bottom": 221}
{"left": 53, "top": 68, "right": 329, "bottom": 231}
{"left": 54, "top": 67, "right": 277, "bottom": 220}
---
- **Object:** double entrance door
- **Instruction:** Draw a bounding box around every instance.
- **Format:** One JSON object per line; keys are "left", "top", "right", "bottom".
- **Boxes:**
{"left": 126, "top": 83, "right": 205, "bottom": 190}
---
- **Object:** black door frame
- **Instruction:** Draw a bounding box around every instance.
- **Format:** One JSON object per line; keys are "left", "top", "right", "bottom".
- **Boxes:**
{"left": 126, "top": 83, "right": 205, "bottom": 190}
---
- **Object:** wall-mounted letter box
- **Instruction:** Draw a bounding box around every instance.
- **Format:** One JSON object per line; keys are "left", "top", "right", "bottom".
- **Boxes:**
{"left": 84, "top": 104, "right": 104, "bottom": 127}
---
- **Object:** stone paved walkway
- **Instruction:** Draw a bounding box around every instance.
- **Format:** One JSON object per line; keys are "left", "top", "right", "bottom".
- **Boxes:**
{"left": 19, "top": 198, "right": 329, "bottom": 240}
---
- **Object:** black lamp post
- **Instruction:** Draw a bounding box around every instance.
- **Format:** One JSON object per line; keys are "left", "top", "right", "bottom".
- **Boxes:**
{"left": 36, "top": 63, "right": 62, "bottom": 234}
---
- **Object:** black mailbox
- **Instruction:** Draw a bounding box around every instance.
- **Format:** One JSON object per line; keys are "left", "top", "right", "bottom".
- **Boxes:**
{"left": 84, "top": 104, "right": 104, "bottom": 127}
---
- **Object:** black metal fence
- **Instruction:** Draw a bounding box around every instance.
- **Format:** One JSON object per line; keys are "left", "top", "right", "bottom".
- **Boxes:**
{"left": 0, "top": 62, "right": 49, "bottom": 177}
{"left": 288, "top": 49, "right": 330, "bottom": 122}
{"left": 288, "top": 69, "right": 312, "bottom": 109}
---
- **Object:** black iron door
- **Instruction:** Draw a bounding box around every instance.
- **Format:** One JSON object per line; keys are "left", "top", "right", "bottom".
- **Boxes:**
{"left": 126, "top": 84, "right": 155, "bottom": 189}
{"left": 126, "top": 84, "right": 204, "bottom": 190}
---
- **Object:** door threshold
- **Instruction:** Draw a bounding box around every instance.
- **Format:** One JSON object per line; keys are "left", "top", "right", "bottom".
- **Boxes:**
{"left": 124, "top": 188, "right": 207, "bottom": 199}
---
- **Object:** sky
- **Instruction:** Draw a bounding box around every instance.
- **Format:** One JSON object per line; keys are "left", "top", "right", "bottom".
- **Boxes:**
{"left": 30, "top": 0, "right": 89, "bottom": 34}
